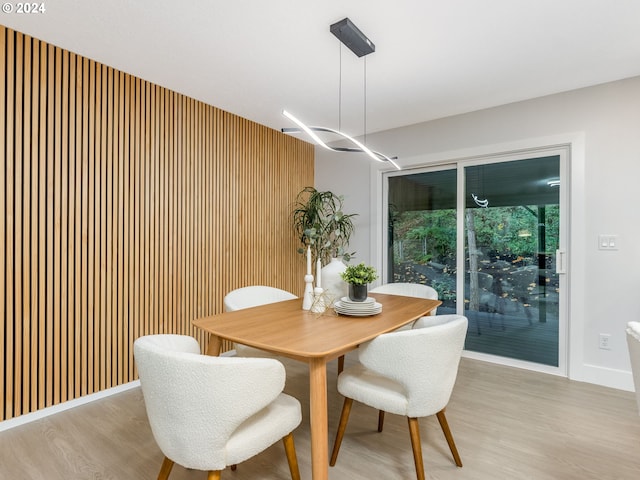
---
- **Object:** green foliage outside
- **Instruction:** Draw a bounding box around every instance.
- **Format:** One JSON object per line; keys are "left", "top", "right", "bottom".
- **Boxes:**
{"left": 391, "top": 205, "right": 560, "bottom": 305}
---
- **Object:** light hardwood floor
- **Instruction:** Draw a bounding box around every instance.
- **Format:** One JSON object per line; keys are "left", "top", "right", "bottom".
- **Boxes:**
{"left": 1, "top": 356, "right": 639, "bottom": 480}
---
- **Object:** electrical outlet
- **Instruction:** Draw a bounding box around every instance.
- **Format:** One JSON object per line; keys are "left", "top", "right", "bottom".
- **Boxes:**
{"left": 599, "top": 334, "right": 611, "bottom": 350}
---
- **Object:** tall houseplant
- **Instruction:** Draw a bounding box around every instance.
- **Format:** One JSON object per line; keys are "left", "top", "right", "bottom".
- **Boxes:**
{"left": 292, "top": 187, "right": 356, "bottom": 265}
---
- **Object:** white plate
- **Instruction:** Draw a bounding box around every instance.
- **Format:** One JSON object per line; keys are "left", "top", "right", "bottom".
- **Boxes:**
{"left": 335, "top": 301, "right": 382, "bottom": 316}
{"left": 335, "top": 300, "right": 380, "bottom": 311}
{"left": 340, "top": 296, "right": 376, "bottom": 305}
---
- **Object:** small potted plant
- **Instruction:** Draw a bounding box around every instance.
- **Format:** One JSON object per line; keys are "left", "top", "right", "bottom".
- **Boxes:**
{"left": 340, "top": 263, "right": 378, "bottom": 302}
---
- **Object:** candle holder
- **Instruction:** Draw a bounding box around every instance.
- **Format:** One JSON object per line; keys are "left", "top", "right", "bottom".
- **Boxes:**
{"left": 311, "top": 286, "right": 326, "bottom": 313}
{"left": 302, "top": 274, "right": 314, "bottom": 310}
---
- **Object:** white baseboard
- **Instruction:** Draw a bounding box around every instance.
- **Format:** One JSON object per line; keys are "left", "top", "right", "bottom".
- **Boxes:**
{"left": 577, "top": 364, "right": 635, "bottom": 392}
{"left": 0, "top": 380, "right": 141, "bottom": 432}
{"left": 462, "top": 351, "right": 635, "bottom": 392}
{"left": 0, "top": 348, "right": 238, "bottom": 433}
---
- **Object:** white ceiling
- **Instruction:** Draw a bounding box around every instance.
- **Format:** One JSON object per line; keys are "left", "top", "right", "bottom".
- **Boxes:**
{"left": 4, "top": 0, "right": 640, "bottom": 137}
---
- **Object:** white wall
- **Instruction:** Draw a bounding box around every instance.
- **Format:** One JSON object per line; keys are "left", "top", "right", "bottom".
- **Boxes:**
{"left": 315, "top": 75, "right": 640, "bottom": 391}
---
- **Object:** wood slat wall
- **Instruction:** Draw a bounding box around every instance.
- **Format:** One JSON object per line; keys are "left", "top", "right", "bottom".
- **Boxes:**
{"left": 0, "top": 26, "right": 314, "bottom": 421}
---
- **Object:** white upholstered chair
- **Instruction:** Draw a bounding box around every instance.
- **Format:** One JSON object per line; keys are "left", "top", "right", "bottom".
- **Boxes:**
{"left": 330, "top": 315, "right": 468, "bottom": 480}
{"left": 370, "top": 282, "right": 439, "bottom": 320}
{"left": 626, "top": 321, "right": 640, "bottom": 415}
{"left": 134, "top": 334, "right": 302, "bottom": 480}
{"left": 370, "top": 281, "right": 438, "bottom": 301}
{"left": 335, "top": 282, "right": 440, "bottom": 374}
{"left": 223, "top": 285, "right": 297, "bottom": 357}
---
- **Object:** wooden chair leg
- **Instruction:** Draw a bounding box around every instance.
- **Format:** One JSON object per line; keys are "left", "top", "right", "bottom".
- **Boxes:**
{"left": 377, "top": 410, "right": 385, "bottom": 432}
{"left": 282, "top": 432, "right": 301, "bottom": 480}
{"left": 408, "top": 418, "right": 426, "bottom": 480}
{"left": 436, "top": 408, "right": 463, "bottom": 467}
{"left": 207, "top": 471, "right": 221, "bottom": 480}
{"left": 157, "top": 456, "right": 174, "bottom": 480}
{"left": 338, "top": 355, "right": 345, "bottom": 374}
{"left": 330, "top": 397, "right": 353, "bottom": 466}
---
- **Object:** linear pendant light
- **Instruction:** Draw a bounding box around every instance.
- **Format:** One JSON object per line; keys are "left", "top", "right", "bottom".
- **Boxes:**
{"left": 282, "top": 17, "right": 400, "bottom": 170}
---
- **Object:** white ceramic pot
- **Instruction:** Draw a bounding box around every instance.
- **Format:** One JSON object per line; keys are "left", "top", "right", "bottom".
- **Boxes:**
{"left": 321, "top": 257, "right": 348, "bottom": 305}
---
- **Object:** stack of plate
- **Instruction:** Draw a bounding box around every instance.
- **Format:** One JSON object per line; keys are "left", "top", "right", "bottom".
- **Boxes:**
{"left": 334, "top": 296, "right": 382, "bottom": 317}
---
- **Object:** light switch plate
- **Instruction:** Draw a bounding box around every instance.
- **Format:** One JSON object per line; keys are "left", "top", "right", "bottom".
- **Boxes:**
{"left": 598, "top": 234, "right": 618, "bottom": 250}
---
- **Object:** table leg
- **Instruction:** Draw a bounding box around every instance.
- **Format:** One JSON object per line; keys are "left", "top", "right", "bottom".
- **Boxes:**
{"left": 205, "top": 334, "right": 222, "bottom": 356}
{"left": 309, "top": 358, "right": 329, "bottom": 480}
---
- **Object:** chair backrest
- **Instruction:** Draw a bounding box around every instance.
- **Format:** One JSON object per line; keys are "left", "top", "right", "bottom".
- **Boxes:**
{"left": 224, "top": 285, "right": 297, "bottom": 312}
{"left": 357, "top": 315, "right": 468, "bottom": 417}
{"left": 134, "top": 334, "right": 286, "bottom": 470}
{"left": 626, "top": 322, "right": 640, "bottom": 414}
{"left": 370, "top": 282, "right": 438, "bottom": 299}
{"left": 370, "top": 282, "right": 438, "bottom": 314}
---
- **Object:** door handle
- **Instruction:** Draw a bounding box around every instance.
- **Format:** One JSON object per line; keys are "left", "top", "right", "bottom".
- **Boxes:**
{"left": 556, "top": 249, "right": 566, "bottom": 274}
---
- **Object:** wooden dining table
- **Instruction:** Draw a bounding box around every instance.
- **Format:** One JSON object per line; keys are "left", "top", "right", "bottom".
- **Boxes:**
{"left": 193, "top": 293, "right": 441, "bottom": 480}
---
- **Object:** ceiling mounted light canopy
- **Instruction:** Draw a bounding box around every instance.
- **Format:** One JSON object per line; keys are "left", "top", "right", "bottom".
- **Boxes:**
{"left": 282, "top": 17, "right": 400, "bottom": 170}
{"left": 329, "top": 17, "right": 375, "bottom": 57}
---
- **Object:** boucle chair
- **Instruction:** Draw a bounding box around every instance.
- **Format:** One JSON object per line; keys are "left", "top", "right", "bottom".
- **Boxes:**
{"left": 370, "top": 282, "right": 439, "bottom": 320}
{"left": 224, "top": 286, "right": 297, "bottom": 357}
{"left": 330, "top": 315, "right": 468, "bottom": 480}
{"left": 134, "top": 334, "right": 302, "bottom": 480}
{"left": 626, "top": 321, "right": 640, "bottom": 415}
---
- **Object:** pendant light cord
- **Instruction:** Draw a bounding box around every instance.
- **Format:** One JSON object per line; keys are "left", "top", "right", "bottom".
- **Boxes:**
{"left": 364, "top": 56, "right": 367, "bottom": 145}
{"left": 338, "top": 43, "right": 342, "bottom": 132}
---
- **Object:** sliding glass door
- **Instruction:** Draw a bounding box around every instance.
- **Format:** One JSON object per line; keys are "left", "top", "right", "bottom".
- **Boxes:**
{"left": 385, "top": 151, "right": 566, "bottom": 370}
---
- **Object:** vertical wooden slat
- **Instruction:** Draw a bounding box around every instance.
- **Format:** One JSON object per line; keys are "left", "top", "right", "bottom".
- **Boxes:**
{"left": 29, "top": 38, "right": 40, "bottom": 411}
{"left": 133, "top": 76, "right": 141, "bottom": 353}
{"left": 176, "top": 92, "right": 183, "bottom": 337}
{"left": 152, "top": 85, "right": 158, "bottom": 332}
{"left": 52, "top": 44, "right": 63, "bottom": 406}
{"left": 85, "top": 58, "right": 95, "bottom": 396}
{"left": 70, "top": 53, "right": 81, "bottom": 403}
{"left": 109, "top": 69, "right": 122, "bottom": 386}
{"left": 141, "top": 78, "right": 147, "bottom": 342}
{"left": 22, "top": 33, "right": 33, "bottom": 416}
{"left": 94, "top": 64, "right": 111, "bottom": 390}
{"left": 170, "top": 91, "right": 178, "bottom": 337}
{"left": 188, "top": 98, "right": 194, "bottom": 335}
{"left": 144, "top": 83, "right": 151, "bottom": 336}
{"left": 157, "top": 86, "right": 165, "bottom": 333}
{"left": 185, "top": 97, "right": 192, "bottom": 336}
{"left": 5, "top": 28, "right": 16, "bottom": 419}
{"left": 56, "top": 48, "right": 69, "bottom": 408}
{"left": 37, "top": 38, "right": 46, "bottom": 409}
{"left": 115, "top": 69, "right": 124, "bottom": 384}
{"left": 125, "top": 77, "right": 137, "bottom": 376}
{"left": 126, "top": 74, "right": 134, "bottom": 379}
{"left": 14, "top": 31, "right": 24, "bottom": 418}
{"left": 149, "top": 84, "right": 157, "bottom": 337}
{"left": 44, "top": 43, "right": 56, "bottom": 405}
{"left": 0, "top": 26, "right": 8, "bottom": 418}
{"left": 79, "top": 55, "right": 89, "bottom": 399}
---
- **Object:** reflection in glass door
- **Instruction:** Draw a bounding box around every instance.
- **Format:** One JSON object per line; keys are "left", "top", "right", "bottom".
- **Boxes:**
{"left": 386, "top": 153, "right": 564, "bottom": 369}
{"left": 463, "top": 156, "right": 560, "bottom": 366}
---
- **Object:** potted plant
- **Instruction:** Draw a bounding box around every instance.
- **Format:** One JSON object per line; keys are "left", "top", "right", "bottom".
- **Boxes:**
{"left": 341, "top": 263, "right": 378, "bottom": 302}
{"left": 291, "top": 187, "right": 356, "bottom": 265}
